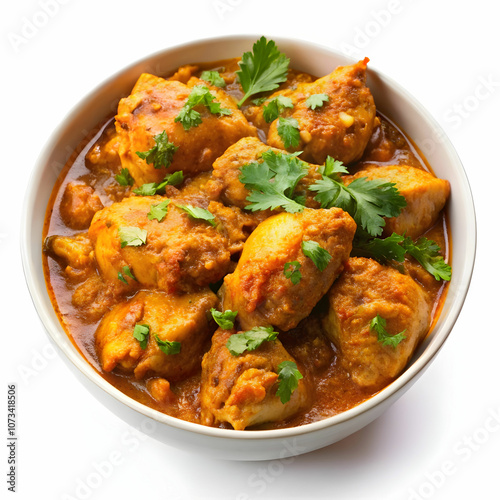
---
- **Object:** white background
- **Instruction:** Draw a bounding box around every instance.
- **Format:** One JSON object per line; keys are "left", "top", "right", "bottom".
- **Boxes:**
{"left": 2, "top": 0, "right": 499, "bottom": 499}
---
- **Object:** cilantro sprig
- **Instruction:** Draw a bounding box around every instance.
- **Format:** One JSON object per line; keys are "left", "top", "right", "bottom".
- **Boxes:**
{"left": 226, "top": 326, "right": 279, "bottom": 356}
{"left": 283, "top": 261, "right": 302, "bottom": 285}
{"left": 177, "top": 204, "right": 216, "bottom": 226}
{"left": 175, "top": 85, "right": 232, "bottom": 130}
{"left": 136, "top": 131, "right": 178, "bottom": 169}
{"left": 239, "top": 150, "right": 308, "bottom": 213}
{"left": 211, "top": 308, "right": 238, "bottom": 330}
{"left": 262, "top": 95, "right": 293, "bottom": 123}
{"left": 147, "top": 199, "right": 170, "bottom": 222}
{"left": 133, "top": 324, "right": 150, "bottom": 350}
{"left": 370, "top": 315, "right": 406, "bottom": 348}
{"left": 354, "top": 233, "right": 452, "bottom": 281}
{"left": 236, "top": 36, "right": 290, "bottom": 108}
{"left": 118, "top": 265, "right": 136, "bottom": 284}
{"left": 301, "top": 240, "right": 332, "bottom": 271}
{"left": 133, "top": 171, "right": 184, "bottom": 196}
{"left": 306, "top": 93, "right": 329, "bottom": 110}
{"left": 200, "top": 70, "right": 226, "bottom": 88}
{"left": 115, "top": 168, "right": 134, "bottom": 186}
{"left": 277, "top": 117, "right": 300, "bottom": 149}
{"left": 118, "top": 226, "right": 147, "bottom": 248}
{"left": 276, "top": 361, "right": 303, "bottom": 404}
{"left": 308, "top": 157, "right": 407, "bottom": 236}
{"left": 155, "top": 334, "right": 181, "bottom": 355}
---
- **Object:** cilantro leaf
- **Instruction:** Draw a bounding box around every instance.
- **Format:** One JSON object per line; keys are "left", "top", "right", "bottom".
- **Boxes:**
{"left": 236, "top": 36, "right": 290, "bottom": 107}
{"left": 226, "top": 326, "right": 279, "bottom": 356}
{"left": 283, "top": 261, "right": 302, "bottom": 285}
{"left": 277, "top": 117, "right": 300, "bottom": 149}
{"left": 353, "top": 233, "right": 407, "bottom": 262}
{"left": 118, "top": 265, "right": 136, "bottom": 284}
{"left": 306, "top": 93, "right": 329, "bottom": 110}
{"left": 175, "top": 85, "right": 232, "bottom": 130}
{"left": 200, "top": 70, "right": 226, "bottom": 88}
{"left": 210, "top": 308, "right": 238, "bottom": 329}
{"left": 370, "top": 315, "right": 406, "bottom": 348}
{"left": 321, "top": 156, "right": 349, "bottom": 180}
{"left": 155, "top": 334, "right": 181, "bottom": 355}
{"left": 402, "top": 237, "right": 452, "bottom": 281}
{"left": 276, "top": 361, "right": 303, "bottom": 404}
{"left": 301, "top": 240, "right": 332, "bottom": 271}
{"left": 115, "top": 168, "right": 134, "bottom": 186}
{"left": 133, "top": 324, "right": 150, "bottom": 350}
{"left": 309, "top": 164, "right": 406, "bottom": 236}
{"left": 176, "top": 204, "right": 216, "bottom": 226}
{"left": 262, "top": 95, "right": 293, "bottom": 123}
{"left": 135, "top": 131, "right": 178, "bottom": 169}
{"left": 118, "top": 226, "right": 147, "bottom": 248}
{"left": 134, "top": 171, "right": 184, "bottom": 196}
{"left": 147, "top": 199, "right": 170, "bottom": 222}
{"left": 239, "top": 150, "right": 308, "bottom": 213}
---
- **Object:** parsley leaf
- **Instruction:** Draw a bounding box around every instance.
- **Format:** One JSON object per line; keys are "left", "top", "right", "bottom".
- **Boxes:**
{"left": 277, "top": 117, "right": 300, "bottom": 149}
{"left": 155, "top": 334, "right": 181, "bottom": 355}
{"left": 176, "top": 204, "right": 216, "bottom": 226}
{"left": 147, "top": 199, "right": 170, "bottom": 222}
{"left": 276, "top": 361, "right": 303, "bottom": 404}
{"left": 354, "top": 232, "right": 407, "bottom": 262}
{"left": 239, "top": 150, "right": 308, "bottom": 213}
{"left": 283, "top": 261, "right": 302, "bottom": 285}
{"left": 309, "top": 160, "right": 407, "bottom": 236}
{"left": 200, "top": 70, "right": 226, "bottom": 88}
{"left": 301, "top": 240, "right": 332, "bottom": 271}
{"left": 210, "top": 308, "right": 238, "bottom": 329}
{"left": 402, "top": 237, "right": 452, "bottom": 281}
{"left": 118, "top": 265, "right": 136, "bottom": 284}
{"left": 133, "top": 324, "right": 150, "bottom": 350}
{"left": 226, "top": 326, "right": 279, "bottom": 356}
{"left": 236, "top": 36, "right": 290, "bottom": 107}
{"left": 133, "top": 171, "right": 184, "bottom": 196}
{"left": 305, "top": 93, "right": 329, "bottom": 110}
{"left": 135, "top": 131, "right": 178, "bottom": 169}
{"left": 115, "top": 168, "right": 134, "bottom": 186}
{"left": 175, "top": 85, "right": 232, "bottom": 130}
{"left": 370, "top": 315, "right": 406, "bottom": 348}
{"left": 118, "top": 226, "right": 147, "bottom": 248}
{"left": 262, "top": 95, "right": 293, "bottom": 123}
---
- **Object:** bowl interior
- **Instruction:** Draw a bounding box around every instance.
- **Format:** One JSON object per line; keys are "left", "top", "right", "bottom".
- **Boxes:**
{"left": 21, "top": 35, "right": 476, "bottom": 457}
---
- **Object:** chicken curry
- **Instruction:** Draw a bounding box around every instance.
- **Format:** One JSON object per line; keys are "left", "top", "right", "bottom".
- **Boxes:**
{"left": 43, "top": 37, "right": 451, "bottom": 430}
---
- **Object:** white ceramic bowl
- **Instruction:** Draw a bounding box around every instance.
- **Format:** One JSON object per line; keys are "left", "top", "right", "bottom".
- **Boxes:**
{"left": 21, "top": 35, "right": 476, "bottom": 461}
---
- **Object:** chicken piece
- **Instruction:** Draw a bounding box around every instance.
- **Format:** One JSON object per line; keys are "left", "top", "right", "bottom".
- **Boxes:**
{"left": 95, "top": 289, "right": 217, "bottom": 380}
{"left": 205, "top": 136, "right": 322, "bottom": 210}
{"left": 88, "top": 195, "right": 231, "bottom": 293}
{"left": 44, "top": 233, "right": 94, "bottom": 269}
{"left": 267, "top": 59, "right": 376, "bottom": 165}
{"left": 323, "top": 257, "right": 431, "bottom": 390}
{"left": 115, "top": 73, "right": 257, "bottom": 185}
{"left": 222, "top": 208, "right": 356, "bottom": 331}
{"left": 59, "top": 182, "right": 104, "bottom": 230}
{"left": 346, "top": 165, "right": 450, "bottom": 238}
{"left": 200, "top": 328, "right": 308, "bottom": 429}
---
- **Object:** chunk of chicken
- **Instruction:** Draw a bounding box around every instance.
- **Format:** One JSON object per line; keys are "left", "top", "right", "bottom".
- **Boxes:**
{"left": 200, "top": 328, "right": 308, "bottom": 429}
{"left": 222, "top": 208, "right": 356, "bottom": 331}
{"left": 88, "top": 195, "right": 231, "bottom": 293}
{"left": 323, "top": 257, "right": 431, "bottom": 390}
{"left": 266, "top": 59, "right": 376, "bottom": 165}
{"left": 59, "top": 182, "right": 104, "bottom": 230}
{"left": 205, "top": 136, "right": 322, "bottom": 210}
{"left": 345, "top": 165, "right": 450, "bottom": 238}
{"left": 115, "top": 73, "right": 257, "bottom": 185}
{"left": 95, "top": 289, "right": 217, "bottom": 380}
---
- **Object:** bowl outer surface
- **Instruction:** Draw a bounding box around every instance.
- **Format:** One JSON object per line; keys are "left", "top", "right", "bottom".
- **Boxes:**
{"left": 21, "top": 35, "right": 476, "bottom": 460}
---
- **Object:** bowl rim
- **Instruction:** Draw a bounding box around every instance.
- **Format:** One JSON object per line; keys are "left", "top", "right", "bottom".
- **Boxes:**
{"left": 21, "top": 33, "right": 477, "bottom": 442}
